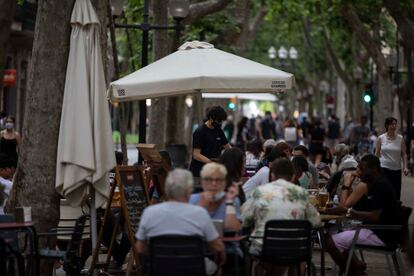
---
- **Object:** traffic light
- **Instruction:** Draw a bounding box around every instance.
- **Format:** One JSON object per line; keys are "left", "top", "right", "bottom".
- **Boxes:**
{"left": 363, "top": 87, "right": 374, "bottom": 105}
{"left": 228, "top": 97, "right": 236, "bottom": 110}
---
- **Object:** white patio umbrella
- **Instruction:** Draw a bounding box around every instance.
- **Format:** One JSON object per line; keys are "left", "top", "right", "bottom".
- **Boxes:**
{"left": 202, "top": 93, "right": 278, "bottom": 101}
{"left": 108, "top": 41, "right": 294, "bottom": 101}
{"left": 56, "top": 0, "right": 115, "bottom": 248}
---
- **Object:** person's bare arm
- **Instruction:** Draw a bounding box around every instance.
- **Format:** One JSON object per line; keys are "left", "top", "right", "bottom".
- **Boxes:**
{"left": 135, "top": 240, "right": 148, "bottom": 254}
{"left": 223, "top": 143, "right": 231, "bottom": 149}
{"left": 193, "top": 148, "right": 211, "bottom": 163}
{"left": 350, "top": 209, "right": 381, "bottom": 223}
{"left": 401, "top": 138, "right": 409, "bottom": 176}
{"left": 223, "top": 185, "right": 241, "bottom": 232}
{"left": 207, "top": 239, "right": 226, "bottom": 266}
{"left": 340, "top": 173, "right": 368, "bottom": 207}
{"left": 375, "top": 137, "right": 381, "bottom": 157}
{"left": 341, "top": 182, "right": 367, "bottom": 207}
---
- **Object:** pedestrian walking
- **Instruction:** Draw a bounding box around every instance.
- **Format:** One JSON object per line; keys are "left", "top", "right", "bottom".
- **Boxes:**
{"left": 300, "top": 116, "right": 312, "bottom": 146}
{"left": 349, "top": 115, "right": 370, "bottom": 156}
{"left": 283, "top": 118, "right": 301, "bottom": 148}
{"left": 260, "top": 111, "right": 276, "bottom": 140}
{"left": 375, "top": 117, "right": 409, "bottom": 199}
{"left": 309, "top": 119, "right": 325, "bottom": 165}
{"left": 326, "top": 115, "right": 341, "bottom": 156}
{"left": 247, "top": 115, "right": 258, "bottom": 140}
{"left": 235, "top": 116, "right": 250, "bottom": 150}
{"left": 0, "top": 116, "right": 21, "bottom": 167}
{"left": 222, "top": 115, "right": 234, "bottom": 143}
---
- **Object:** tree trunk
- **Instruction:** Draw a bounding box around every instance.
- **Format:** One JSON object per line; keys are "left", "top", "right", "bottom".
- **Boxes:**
{"left": 148, "top": 0, "right": 169, "bottom": 149}
{"left": 8, "top": 1, "right": 108, "bottom": 274}
{"left": 341, "top": 3, "right": 391, "bottom": 129}
{"left": 0, "top": 0, "right": 17, "bottom": 90}
{"left": 7, "top": 0, "right": 74, "bottom": 274}
{"left": 376, "top": 70, "right": 393, "bottom": 130}
{"left": 383, "top": 0, "right": 414, "bottom": 50}
{"left": 107, "top": 0, "right": 128, "bottom": 163}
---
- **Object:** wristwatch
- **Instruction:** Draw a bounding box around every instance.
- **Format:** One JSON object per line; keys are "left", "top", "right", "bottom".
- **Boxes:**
{"left": 225, "top": 200, "right": 234, "bottom": 206}
{"left": 346, "top": 207, "right": 352, "bottom": 217}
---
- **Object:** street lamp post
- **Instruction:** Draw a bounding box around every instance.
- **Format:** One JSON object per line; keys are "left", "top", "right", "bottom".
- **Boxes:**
{"left": 112, "top": 0, "right": 189, "bottom": 150}
{"left": 289, "top": 47, "right": 298, "bottom": 65}
{"left": 278, "top": 46, "right": 288, "bottom": 68}
{"left": 268, "top": 46, "right": 276, "bottom": 67}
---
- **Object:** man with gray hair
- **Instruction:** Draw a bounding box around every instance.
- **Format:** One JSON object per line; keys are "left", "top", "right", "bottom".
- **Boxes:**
{"left": 135, "top": 169, "right": 226, "bottom": 271}
{"left": 334, "top": 143, "right": 358, "bottom": 171}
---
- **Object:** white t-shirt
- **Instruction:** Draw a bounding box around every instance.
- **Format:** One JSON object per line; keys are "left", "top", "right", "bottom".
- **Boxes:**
{"left": 378, "top": 134, "right": 403, "bottom": 170}
{"left": 0, "top": 176, "right": 13, "bottom": 215}
{"left": 284, "top": 127, "right": 297, "bottom": 142}
{"left": 136, "top": 201, "right": 218, "bottom": 242}
{"left": 243, "top": 166, "right": 270, "bottom": 198}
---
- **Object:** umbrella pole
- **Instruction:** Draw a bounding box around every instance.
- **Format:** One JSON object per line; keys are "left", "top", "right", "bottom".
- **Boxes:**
{"left": 90, "top": 190, "right": 97, "bottom": 251}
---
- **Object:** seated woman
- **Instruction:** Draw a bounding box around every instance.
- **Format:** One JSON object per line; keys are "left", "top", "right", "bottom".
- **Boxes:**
{"left": 243, "top": 146, "right": 288, "bottom": 199}
{"left": 255, "top": 139, "right": 277, "bottom": 171}
{"left": 292, "top": 156, "right": 313, "bottom": 189}
{"left": 219, "top": 148, "right": 246, "bottom": 204}
{"left": 245, "top": 139, "right": 263, "bottom": 173}
{"left": 189, "top": 162, "right": 241, "bottom": 232}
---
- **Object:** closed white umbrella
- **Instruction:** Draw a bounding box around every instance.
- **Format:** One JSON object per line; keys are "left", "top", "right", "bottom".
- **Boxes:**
{"left": 108, "top": 41, "right": 294, "bottom": 101}
{"left": 56, "top": 0, "right": 115, "bottom": 247}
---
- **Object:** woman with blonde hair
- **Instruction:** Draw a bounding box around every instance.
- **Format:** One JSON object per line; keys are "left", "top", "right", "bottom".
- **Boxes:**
{"left": 189, "top": 162, "right": 241, "bottom": 232}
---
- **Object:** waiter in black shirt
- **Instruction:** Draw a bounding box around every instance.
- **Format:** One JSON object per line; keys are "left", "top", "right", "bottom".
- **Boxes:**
{"left": 189, "top": 106, "right": 231, "bottom": 177}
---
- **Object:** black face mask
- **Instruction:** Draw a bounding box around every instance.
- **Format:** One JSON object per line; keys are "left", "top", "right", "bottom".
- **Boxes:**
{"left": 212, "top": 121, "right": 222, "bottom": 129}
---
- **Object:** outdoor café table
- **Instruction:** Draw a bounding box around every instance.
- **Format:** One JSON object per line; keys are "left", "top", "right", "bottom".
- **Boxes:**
{"left": 0, "top": 221, "right": 39, "bottom": 276}
{"left": 221, "top": 235, "right": 248, "bottom": 276}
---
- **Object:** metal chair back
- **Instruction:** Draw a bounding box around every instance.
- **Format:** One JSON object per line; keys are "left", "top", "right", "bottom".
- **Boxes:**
{"left": 261, "top": 220, "right": 312, "bottom": 266}
{"left": 166, "top": 144, "right": 188, "bottom": 168}
{"left": 0, "top": 214, "right": 18, "bottom": 251}
{"left": 149, "top": 235, "right": 206, "bottom": 276}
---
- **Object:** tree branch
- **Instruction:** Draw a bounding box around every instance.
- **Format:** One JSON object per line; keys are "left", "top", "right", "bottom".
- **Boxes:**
{"left": 183, "top": 0, "right": 232, "bottom": 24}
{"left": 236, "top": 4, "right": 267, "bottom": 55}
{"left": 340, "top": 3, "right": 388, "bottom": 74}
{"left": 383, "top": 0, "right": 414, "bottom": 49}
{"left": 248, "top": 5, "right": 267, "bottom": 35}
{"left": 323, "top": 31, "right": 352, "bottom": 87}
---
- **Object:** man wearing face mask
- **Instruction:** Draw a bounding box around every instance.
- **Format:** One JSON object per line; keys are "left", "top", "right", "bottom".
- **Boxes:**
{"left": 189, "top": 106, "right": 231, "bottom": 177}
{"left": 0, "top": 116, "right": 20, "bottom": 168}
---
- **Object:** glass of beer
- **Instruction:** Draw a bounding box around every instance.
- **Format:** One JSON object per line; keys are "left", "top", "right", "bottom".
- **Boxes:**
{"left": 318, "top": 191, "right": 329, "bottom": 208}
{"left": 309, "top": 194, "right": 319, "bottom": 207}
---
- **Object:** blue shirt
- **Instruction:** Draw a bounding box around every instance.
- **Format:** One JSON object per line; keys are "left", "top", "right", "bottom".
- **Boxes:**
{"left": 189, "top": 193, "right": 241, "bottom": 220}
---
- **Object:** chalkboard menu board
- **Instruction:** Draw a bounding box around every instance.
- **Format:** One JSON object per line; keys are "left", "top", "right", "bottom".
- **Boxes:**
{"left": 116, "top": 166, "right": 149, "bottom": 234}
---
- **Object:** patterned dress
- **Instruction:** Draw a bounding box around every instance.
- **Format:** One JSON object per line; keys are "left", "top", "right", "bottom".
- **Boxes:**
{"left": 241, "top": 179, "right": 322, "bottom": 254}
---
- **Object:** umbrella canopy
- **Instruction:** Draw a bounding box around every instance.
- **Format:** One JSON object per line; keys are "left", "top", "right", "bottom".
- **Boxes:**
{"left": 108, "top": 41, "right": 294, "bottom": 102}
{"left": 202, "top": 93, "right": 278, "bottom": 101}
{"left": 56, "top": 0, "right": 115, "bottom": 208}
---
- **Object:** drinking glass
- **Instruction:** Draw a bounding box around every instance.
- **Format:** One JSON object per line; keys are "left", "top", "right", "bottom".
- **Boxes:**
{"left": 318, "top": 191, "right": 329, "bottom": 208}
